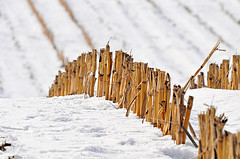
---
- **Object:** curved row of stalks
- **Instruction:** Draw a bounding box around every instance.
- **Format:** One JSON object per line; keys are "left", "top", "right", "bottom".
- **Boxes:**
{"left": 48, "top": 41, "right": 240, "bottom": 158}
{"left": 48, "top": 44, "right": 195, "bottom": 146}
{"left": 191, "top": 55, "right": 240, "bottom": 90}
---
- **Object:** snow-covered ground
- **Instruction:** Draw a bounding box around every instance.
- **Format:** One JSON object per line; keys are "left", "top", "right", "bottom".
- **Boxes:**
{"left": 0, "top": 0, "right": 61, "bottom": 98}
{"left": 33, "top": 0, "right": 91, "bottom": 60}
{"left": 66, "top": 0, "right": 238, "bottom": 83}
{"left": 0, "top": 94, "right": 197, "bottom": 159}
{"left": 0, "top": 89, "right": 239, "bottom": 158}
{"left": 0, "top": 0, "right": 240, "bottom": 97}
{"left": 0, "top": 0, "right": 240, "bottom": 158}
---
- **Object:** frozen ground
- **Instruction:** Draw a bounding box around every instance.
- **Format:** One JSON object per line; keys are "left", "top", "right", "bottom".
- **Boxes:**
{"left": 0, "top": 0, "right": 240, "bottom": 158}
{"left": 0, "top": 0, "right": 61, "bottom": 98}
{"left": 0, "top": 94, "right": 197, "bottom": 159}
{"left": 0, "top": 0, "right": 240, "bottom": 97}
{"left": 0, "top": 89, "right": 240, "bottom": 158}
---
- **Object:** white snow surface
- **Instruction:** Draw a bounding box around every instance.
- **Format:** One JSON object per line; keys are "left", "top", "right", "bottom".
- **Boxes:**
{"left": 0, "top": 89, "right": 240, "bottom": 158}
{"left": 0, "top": 0, "right": 240, "bottom": 97}
{"left": 0, "top": 0, "right": 240, "bottom": 158}
{"left": 0, "top": 0, "right": 61, "bottom": 98}
{"left": 0, "top": 94, "right": 196, "bottom": 159}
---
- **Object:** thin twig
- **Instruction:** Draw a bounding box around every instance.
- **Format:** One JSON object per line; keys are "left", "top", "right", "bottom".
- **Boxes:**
{"left": 183, "top": 39, "right": 223, "bottom": 93}
{"left": 126, "top": 89, "right": 142, "bottom": 117}
{"left": 109, "top": 102, "right": 118, "bottom": 109}
{"left": 156, "top": 119, "right": 198, "bottom": 148}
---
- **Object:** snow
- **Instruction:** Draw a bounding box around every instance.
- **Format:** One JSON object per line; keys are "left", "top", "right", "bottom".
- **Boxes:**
{"left": 0, "top": 89, "right": 240, "bottom": 158}
{"left": 66, "top": 0, "right": 238, "bottom": 85}
{"left": 0, "top": 0, "right": 240, "bottom": 158}
{"left": 0, "top": 94, "right": 197, "bottom": 159}
{"left": 0, "top": 0, "right": 61, "bottom": 98}
{"left": 33, "top": 0, "right": 91, "bottom": 61}
{"left": 0, "top": 0, "right": 240, "bottom": 97}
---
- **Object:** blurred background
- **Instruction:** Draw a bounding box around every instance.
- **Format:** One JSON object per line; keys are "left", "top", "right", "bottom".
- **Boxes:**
{"left": 0, "top": 0, "right": 239, "bottom": 98}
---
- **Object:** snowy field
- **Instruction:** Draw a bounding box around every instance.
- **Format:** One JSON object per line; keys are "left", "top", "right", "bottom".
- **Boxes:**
{"left": 0, "top": 89, "right": 240, "bottom": 158}
{"left": 0, "top": 0, "right": 240, "bottom": 158}
{"left": 0, "top": 0, "right": 240, "bottom": 97}
{"left": 0, "top": 95, "right": 197, "bottom": 159}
